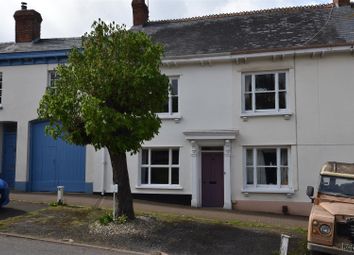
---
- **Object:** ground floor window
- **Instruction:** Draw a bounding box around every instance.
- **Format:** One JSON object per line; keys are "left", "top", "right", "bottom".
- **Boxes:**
{"left": 141, "top": 148, "right": 179, "bottom": 185}
{"left": 245, "top": 147, "right": 290, "bottom": 190}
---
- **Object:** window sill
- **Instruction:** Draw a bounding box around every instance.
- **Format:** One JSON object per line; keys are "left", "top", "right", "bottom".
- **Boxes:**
{"left": 136, "top": 184, "right": 183, "bottom": 190}
{"left": 242, "top": 188, "right": 294, "bottom": 196}
{"left": 157, "top": 113, "right": 182, "bottom": 123}
{"left": 240, "top": 111, "right": 292, "bottom": 121}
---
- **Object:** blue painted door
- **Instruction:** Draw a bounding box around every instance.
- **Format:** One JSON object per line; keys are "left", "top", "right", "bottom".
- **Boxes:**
{"left": 1, "top": 132, "right": 17, "bottom": 188}
{"left": 30, "top": 121, "right": 86, "bottom": 192}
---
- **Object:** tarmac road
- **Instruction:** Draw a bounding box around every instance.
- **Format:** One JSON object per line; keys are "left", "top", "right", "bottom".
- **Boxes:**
{"left": 0, "top": 235, "right": 143, "bottom": 255}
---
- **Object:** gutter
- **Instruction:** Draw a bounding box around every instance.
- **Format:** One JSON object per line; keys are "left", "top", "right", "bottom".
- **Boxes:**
{"left": 162, "top": 44, "right": 354, "bottom": 66}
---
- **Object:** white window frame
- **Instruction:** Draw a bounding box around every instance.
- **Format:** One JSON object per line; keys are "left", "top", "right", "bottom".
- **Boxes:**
{"left": 242, "top": 71, "right": 288, "bottom": 115}
{"left": 0, "top": 72, "right": 2, "bottom": 107}
{"left": 47, "top": 70, "right": 59, "bottom": 89}
{"left": 158, "top": 76, "right": 180, "bottom": 120}
{"left": 243, "top": 146, "right": 293, "bottom": 193}
{"left": 138, "top": 147, "right": 181, "bottom": 188}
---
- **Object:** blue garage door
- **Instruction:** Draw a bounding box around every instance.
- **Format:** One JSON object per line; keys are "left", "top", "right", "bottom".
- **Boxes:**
{"left": 30, "top": 121, "right": 86, "bottom": 192}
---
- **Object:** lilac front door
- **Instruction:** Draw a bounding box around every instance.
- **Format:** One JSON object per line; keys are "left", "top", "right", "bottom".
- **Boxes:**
{"left": 202, "top": 152, "right": 224, "bottom": 207}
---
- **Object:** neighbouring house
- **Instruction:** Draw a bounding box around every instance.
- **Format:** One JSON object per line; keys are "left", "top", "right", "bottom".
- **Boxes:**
{"left": 0, "top": 0, "right": 353, "bottom": 216}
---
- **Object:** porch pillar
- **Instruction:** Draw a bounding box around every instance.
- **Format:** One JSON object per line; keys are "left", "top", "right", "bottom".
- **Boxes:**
{"left": 190, "top": 141, "right": 201, "bottom": 207}
{"left": 223, "top": 140, "right": 232, "bottom": 209}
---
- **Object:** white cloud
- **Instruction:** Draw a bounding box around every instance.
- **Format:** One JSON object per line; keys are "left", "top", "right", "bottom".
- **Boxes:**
{"left": 0, "top": 0, "right": 332, "bottom": 42}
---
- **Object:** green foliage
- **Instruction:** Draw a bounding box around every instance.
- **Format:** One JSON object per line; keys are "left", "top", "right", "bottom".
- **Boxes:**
{"left": 99, "top": 213, "right": 127, "bottom": 225}
{"left": 99, "top": 213, "right": 114, "bottom": 225}
{"left": 49, "top": 201, "right": 67, "bottom": 207}
{"left": 38, "top": 20, "right": 169, "bottom": 154}
{"left": 115, "top": 214, "right": 128, "bottom": 224}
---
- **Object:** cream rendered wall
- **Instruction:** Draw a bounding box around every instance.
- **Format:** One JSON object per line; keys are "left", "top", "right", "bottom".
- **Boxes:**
{"left": 100, "top": 63, "right": 235, "bottom": 194}
{"left": 295, "top": 53, "right": 354, "bottom": 201}
{"left": 0, "top": 64, "right": 50, "bottom": 184}
{"left": 231, "top": 58, "right": 298, "bottom": 204}
{"left": 1, "top": 51, "right": 352, "bottom": 207}
{"left": 230, "top": 53, "right": 354, "bottom": 206}
{"left": 0, "top": 63, "right": 99, "bottom": 187}
{"left": 115, "top": 53, "right": 354, "bottom": 208}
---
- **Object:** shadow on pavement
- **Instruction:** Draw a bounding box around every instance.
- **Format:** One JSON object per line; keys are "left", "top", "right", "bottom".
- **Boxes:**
{"left": 0, "top": 207, "right": 27, "bottom": 220}
{"left": 0, "top": 201, "right": 47, "bottom": 220}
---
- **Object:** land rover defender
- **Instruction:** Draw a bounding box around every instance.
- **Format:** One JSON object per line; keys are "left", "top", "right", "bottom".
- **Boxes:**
{"left": 307, "top": 162, "right": 354, "bottom": 255}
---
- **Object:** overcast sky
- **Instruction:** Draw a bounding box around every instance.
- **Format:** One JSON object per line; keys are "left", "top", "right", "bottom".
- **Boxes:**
{"left": 0, "top": 0, "right": 330, "bottom": 42}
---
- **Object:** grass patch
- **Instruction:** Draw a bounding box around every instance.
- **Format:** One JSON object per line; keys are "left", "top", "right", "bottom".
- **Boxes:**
{"left": 137, "top": 210, "right": 307, "bottom": 237}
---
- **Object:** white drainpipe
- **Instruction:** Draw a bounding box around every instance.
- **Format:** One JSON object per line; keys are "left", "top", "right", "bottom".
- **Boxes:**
{"left": 101, "top": 148, "right": 106, "bottom": 195}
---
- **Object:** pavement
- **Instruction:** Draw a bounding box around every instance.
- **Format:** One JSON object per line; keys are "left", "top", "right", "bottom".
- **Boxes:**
{"left": 9, "top": 192, "right": 308, "bottom": 229}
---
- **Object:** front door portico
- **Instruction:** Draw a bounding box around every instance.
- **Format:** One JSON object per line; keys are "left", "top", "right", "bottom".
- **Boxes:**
{"left": 183, "top": 129, "right": 238, "bottom": 209}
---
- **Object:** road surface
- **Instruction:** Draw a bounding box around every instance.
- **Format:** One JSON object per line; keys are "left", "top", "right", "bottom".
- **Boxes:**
{"left": 0, "top": 235, "right": 143, "bottom": 255}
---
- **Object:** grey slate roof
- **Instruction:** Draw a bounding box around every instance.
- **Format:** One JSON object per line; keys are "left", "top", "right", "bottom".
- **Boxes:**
{"left": 0, "top": 38, "right": 81, "bottom": 54}
{"left": 1, "top": 3, "right": 354, "bottom": 59}
{"left": 136, "top": 4, "right": 354, "bottom": 58}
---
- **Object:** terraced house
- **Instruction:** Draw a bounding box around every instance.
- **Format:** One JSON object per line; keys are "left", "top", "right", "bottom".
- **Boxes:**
{"left": 0, "top": 0, "right": 353, "bottom": 216}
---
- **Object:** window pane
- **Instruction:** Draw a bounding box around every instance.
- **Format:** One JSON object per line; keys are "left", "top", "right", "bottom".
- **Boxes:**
{"left": 151, "top": 167, "right": 169, "bottom": 184}
{"left": 171, "top": 79, "right": 178, "bottom": 95}
{"left": 257, "top": 167, "right": 277, "bottom": 185}
{"left": 172, "top": 96, "right": 178, "bottom": 113}
{"left": 244, "top": 93, "right": 252, "bottom": 111}
{"left": 246, "top": 149, "right": 253, "bottom": 166}
{"left": 281, "top": 167, "right": 288, "bottom": 185}
{"left": 255, "top": 92, "right": 275, "bottom": 110}
{"left": 172, "top": 149, "right": 179, "bottom": 165}
{"left": 281, "top": 149, "right": 288, "bottom": 166}
{"left": 255, "top": 74, "right": 275, "bottom": 91}
{"left": 172, "top": 167, "right": 179, "bottom": 184}
{"left": 247, "top": 167, "right": 254, "bottom": 185}
{"left": 141, "top": 167, "right": 149, "bottom": 184}
{"left": 257, "top": 149, "right": 277, "bottom": 166}
{"left": 279, "top": 92, "right": 286, "bottom": 109}
{"left": 279, "top": 73, "right": 286, "bottom": 90}
{"left": 151, "top": 150, "right": 169, "bottom": 165}
{"left": 245, "top": 75, "right": 252, "bottom": 92}
{"left": 141, "top": 149, "right": 148, "bottom": 165}
{"left": 161, "top": 101, "right": 169, "bottom": 113}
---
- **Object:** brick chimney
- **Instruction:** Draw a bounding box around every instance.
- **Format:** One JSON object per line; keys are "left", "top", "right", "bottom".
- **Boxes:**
{"left": 13, "top": 2, "right": 42, "bottom": 43}
{"left": 132, "top": 0, "right": 149, "bottom": 26}
{"left": 333, "top": 0, "right": 351, "bottom": 6}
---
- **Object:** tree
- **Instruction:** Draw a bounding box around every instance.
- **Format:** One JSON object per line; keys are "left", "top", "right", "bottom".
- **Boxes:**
{"left": 37, "top": 20, "right": 169, "bottom": 219}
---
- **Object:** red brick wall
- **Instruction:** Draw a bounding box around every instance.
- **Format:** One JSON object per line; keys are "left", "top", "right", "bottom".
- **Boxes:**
{"left": 132, "top": 0, "right": 148, "bottom": 26}
{"left": 333, "top": 0, "right": 351, "bottom": 6}
{"left": 14, "top": 10, "right": 42, "bottom": 43}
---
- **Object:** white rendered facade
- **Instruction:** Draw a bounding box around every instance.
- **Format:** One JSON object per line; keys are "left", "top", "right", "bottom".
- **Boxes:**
{"left": 1, "top": 49, "right": 354, "bottom": 215}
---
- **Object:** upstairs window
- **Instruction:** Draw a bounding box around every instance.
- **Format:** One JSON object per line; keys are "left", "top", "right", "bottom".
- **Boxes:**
{"left": 141, "top": 148, "right": 179, "bottom": 186}
{"left": 47, "top": 70, "right": 59, "bottom": 89}
{"left": 0, "top": 72, "right": 2, "bottom": 105}
{"left": 243, "top": 72, "right": 287, "bottom": 113}
{"left": 160, "top": 77, "right": 179, "bottom": 115}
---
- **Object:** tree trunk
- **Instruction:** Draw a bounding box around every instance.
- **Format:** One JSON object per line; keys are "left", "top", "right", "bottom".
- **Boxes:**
{"left": 108, "top": 149, "right": 135, "bottom": 220}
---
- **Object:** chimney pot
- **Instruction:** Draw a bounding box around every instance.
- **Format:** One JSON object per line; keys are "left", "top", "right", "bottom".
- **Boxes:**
{"left": 14, "top": 4, "right": 42, "bottom": 43}
{"left": 333, "top": 0, "right": 351, "bottom": 6}
{"left": 132, "top": 0, "right": 149, "bottom": 26}
{"left": 21, "top": 2, "right": 27, "bottom": 10}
